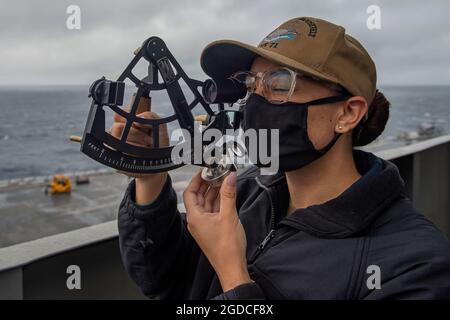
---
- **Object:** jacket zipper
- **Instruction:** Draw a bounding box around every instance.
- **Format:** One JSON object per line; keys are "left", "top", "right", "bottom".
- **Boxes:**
{"left": 249, "top": 229, "right": 277, "bottom": 263}
{"left": 249, "top": 178, "right": 278, "bottom": 263}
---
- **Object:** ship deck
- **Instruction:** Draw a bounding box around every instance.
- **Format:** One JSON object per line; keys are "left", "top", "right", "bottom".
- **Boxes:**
{"left": 0, "top": 166, "right": 197, "bottom": 248}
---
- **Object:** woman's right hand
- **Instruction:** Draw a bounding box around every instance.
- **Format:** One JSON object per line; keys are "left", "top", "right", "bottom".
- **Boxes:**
{"left": 109, "top": 96, "right": 170, "bottom": 205}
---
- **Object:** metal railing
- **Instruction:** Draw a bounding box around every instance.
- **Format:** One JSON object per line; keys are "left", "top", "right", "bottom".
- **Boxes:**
{"left": 1, "top": 134, "right": 449, "bottom": 299}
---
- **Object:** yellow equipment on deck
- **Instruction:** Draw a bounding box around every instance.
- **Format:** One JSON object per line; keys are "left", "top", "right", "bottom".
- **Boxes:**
{"left": 49, "top": 175, "right": 72, "bottom": 194}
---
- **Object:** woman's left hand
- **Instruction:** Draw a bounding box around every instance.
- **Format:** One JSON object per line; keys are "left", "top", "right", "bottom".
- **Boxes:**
{"left": 183, "top": 170, "right": 252, "bottom": 291}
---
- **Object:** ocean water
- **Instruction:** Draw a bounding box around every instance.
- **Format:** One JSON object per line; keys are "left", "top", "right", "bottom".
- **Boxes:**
{"left": 0, "top": 85, "right": 449, "bottom": 181}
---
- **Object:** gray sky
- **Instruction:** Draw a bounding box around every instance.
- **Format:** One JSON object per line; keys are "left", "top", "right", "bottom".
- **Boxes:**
{"left": 0, "top": 0, "right": 449, "bottom": 86}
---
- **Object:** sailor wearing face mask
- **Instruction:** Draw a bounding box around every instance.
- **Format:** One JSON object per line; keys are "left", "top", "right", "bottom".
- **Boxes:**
{"left": 115, "top": 17, "right": 450, "bottom": 300}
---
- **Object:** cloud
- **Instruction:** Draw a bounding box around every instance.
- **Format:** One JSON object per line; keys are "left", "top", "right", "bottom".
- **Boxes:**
{"left": 0, "top": 0, "right": 449, "bottom": 85}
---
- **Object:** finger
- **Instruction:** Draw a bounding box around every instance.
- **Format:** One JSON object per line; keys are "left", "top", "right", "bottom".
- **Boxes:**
{"left": 198, "top": 181, "right": 209, "bottom": 196}
{"left": 109, "top": 122, "right": 131, "bottom": 142}
{"left": 213, "top": 195, "right": 221, "bottom": 212}
{"left": 141, "top": 123, "right": 169, "bottom": 148}
{"left": 137, "top": 111, "right": 159, "bottom": 119}
{"left": 183, "top": 171, "right": 204, "bottom": 212}
{"left": 204, "top": 185, "right": 220, "bottom": 212}
{"left": 128, "top": 128, "right": 152, "bottom": 146}
{"left": 113, "top": 107, "right": 130, "bottom": 123}
{"left": 133, "top": 112, "right": 161, "bottom": 130}
{"left": 134, "top": 112, "right": 169, "bottom": 147}
{"left": 109, "top": 123, "right": 152, "bottom": 146}
{"left": 113, "top": 95, "right": 151, "bottom": 123}
{"left": 219, "top": 172, "right": 237, "bottom": 216}
{"left": 131, "top": 122, "right": 151, "bottom": 134}
{"left": 132, "top": 112, "right": 162, "bottom": 145}
{"left": 197, "top": 182, "right": 209, "bottom": 207}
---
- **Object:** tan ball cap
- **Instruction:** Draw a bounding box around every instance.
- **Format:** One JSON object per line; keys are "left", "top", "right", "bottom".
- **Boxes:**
{"left": 200, "top": 17, "right": 377, "bottom": 104}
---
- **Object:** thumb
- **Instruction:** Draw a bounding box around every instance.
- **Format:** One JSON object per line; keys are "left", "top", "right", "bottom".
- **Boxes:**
{"left": 219, "top": 171, "right": 237, "bottom": 215}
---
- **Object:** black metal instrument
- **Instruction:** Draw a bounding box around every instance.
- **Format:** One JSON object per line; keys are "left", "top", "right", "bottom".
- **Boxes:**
{"left": 72, "top": 37, "right": 246, "bottom": 176}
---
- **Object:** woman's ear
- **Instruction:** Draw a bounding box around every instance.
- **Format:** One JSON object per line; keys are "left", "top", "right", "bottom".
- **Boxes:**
{"left": 335, "top": 96, "right": 368, "bottom": 133}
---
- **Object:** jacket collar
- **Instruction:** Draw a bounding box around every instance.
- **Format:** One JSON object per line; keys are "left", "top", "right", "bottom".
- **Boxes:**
{"left": 255, "top": 150, "right": 406, "bottom": 238}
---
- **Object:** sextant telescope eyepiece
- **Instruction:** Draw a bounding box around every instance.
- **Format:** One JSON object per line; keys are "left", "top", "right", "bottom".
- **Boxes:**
{"left": 202, "top": 78, "right": 247, "bottom": 104}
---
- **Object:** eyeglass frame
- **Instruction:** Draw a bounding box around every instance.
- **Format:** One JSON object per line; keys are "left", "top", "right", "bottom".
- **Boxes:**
{"left": 229, "top": 66, "right": 351, "bottom": 104}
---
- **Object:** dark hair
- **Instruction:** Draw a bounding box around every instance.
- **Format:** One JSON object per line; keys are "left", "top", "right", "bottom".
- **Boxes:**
{"left": 352, "top": 90, "right": 390, "bottom": 146}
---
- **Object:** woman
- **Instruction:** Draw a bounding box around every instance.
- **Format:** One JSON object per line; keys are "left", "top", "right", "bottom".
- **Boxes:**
{"left": 114, "top": 17, "right": 450, "bottom": 299}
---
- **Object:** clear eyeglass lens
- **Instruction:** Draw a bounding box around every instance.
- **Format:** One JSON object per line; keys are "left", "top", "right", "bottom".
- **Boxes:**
{"left": 231, "top": 71, "right": 256, "bottom": 91}
{"left": 263, "top": 69, "right": 294, "bottom": 103}
{"left": 231, "top": 68, "right": 295, "bottom": 103}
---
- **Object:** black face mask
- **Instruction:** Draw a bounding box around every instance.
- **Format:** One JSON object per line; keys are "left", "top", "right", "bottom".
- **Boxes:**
{"left": 243, "top": 93, "right": 349, "bottom": 172}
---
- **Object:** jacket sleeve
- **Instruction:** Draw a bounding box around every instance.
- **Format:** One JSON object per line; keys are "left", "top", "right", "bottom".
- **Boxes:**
{"left": 211, "top": 282, "right": 267, "bottom": 300}
{"left": 118, "top": 175, "right": 200, "bottom": 299}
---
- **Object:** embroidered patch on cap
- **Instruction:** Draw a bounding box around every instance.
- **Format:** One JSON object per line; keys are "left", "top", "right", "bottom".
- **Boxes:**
{"left": 259, "top": 28, "right": 298, "bottom": 46}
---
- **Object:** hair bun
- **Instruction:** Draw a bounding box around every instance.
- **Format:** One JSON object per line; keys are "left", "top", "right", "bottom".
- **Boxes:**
{"left": 353, "top": 90, "right": 390, "bottom": 146}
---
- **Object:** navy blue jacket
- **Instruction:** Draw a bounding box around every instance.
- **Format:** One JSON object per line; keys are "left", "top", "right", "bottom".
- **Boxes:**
{"left": 118, "top": 150, "right": 450, "bottom": 299}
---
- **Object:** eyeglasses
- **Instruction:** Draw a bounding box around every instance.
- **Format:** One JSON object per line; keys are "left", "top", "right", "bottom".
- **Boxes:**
{"left": 230, "top": 67, "right": 348, "bottom": 104}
